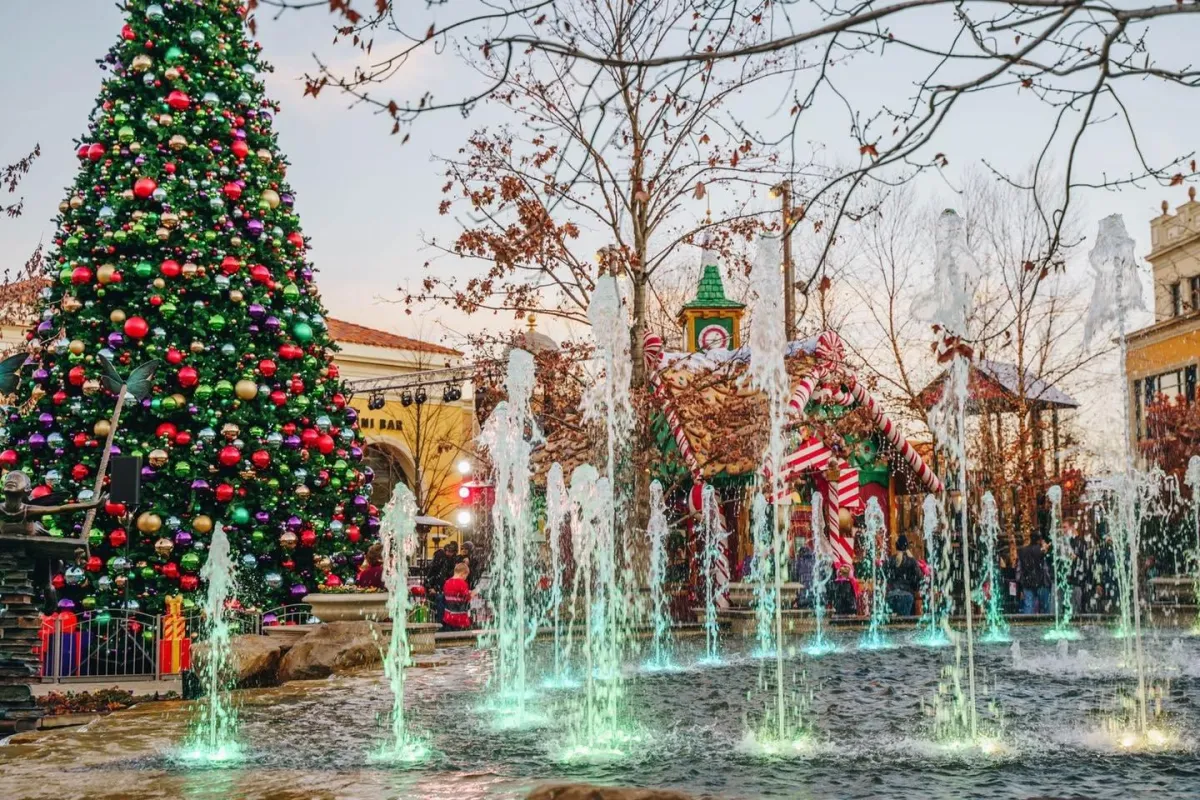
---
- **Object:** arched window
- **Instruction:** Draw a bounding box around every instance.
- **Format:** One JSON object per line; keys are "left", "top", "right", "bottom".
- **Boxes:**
{"left": 363, "top": 442, "right": 414, "bottom": 509}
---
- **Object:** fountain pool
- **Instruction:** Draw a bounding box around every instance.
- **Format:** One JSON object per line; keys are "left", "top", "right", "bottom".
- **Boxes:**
{"left": 4, "top": 627, "right": 1199, "bottom": 799}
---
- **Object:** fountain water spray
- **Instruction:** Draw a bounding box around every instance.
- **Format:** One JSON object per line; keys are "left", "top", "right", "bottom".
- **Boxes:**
{"left": 915, "top": 495, "right": 951, "bottom": 647}
{"left": 749, "top": 493, "right": 777, "bottom": 657}
{"left": 1044, "top": 485, "right": 1080, "bottom": 641}
{"left": 921, "top": 209, "right": 981, "bottom": 738}
{"left": 805, "top": 492, "right": 838, "bottom": 657}
{"left": 645, "top": 480, "right": 675, "bottom": 670}
{"left": 564, "top": 464, "right": 632, "bottom": 756}
{"left": 860, "top": 498, "right": 892, "bottom": 650}
{"left": 184, "top": 524, "right": 239, "bottom": 762}
{"left": 479, "top": 348, "right": 540, "bottom": 724}
{"left": 1188, "top": 457, "right": 1200, "bottom": 633}
{"left": 1084, "top": 215, "right": 1150, "bottom": 736}
{"left": 746, "top": 234, "right": 804, "bottom": 744}
{"left": 543, "top": 463, "right": 574, "bottom": 687}
{"left": 699, "top": 484, "right": 727, "bottom": 664}
{"left": 375, "top": 483, "right": 430, "bottom": 763}
{"left": 978, "top": 492, "right": 1010, "bottom": 643}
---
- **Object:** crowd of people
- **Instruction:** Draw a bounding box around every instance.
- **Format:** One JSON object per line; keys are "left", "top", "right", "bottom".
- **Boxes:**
{"left": 353, "top": 538, "right": 480, "bottom": 631}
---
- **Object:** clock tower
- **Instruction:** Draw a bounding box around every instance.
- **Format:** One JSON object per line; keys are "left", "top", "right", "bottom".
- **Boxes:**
{"left": 679, "top": 251, "right": 745, "bottom": 353}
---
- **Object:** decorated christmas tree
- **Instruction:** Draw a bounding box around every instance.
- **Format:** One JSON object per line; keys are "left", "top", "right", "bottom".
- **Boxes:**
{"left": 4, "top": 0, "right": 375, "bottom": 614}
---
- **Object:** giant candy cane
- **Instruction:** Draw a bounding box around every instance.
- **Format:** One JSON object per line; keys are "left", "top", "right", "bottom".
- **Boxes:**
{"left": 846, "top": 378, "right": 943, "bottom": 494}
{"left": 644, "top": 332, "right": 703, "bottom": 480}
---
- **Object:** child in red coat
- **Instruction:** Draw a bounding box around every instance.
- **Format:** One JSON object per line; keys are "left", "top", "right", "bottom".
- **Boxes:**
{"left": 441, "top": 562, "right": 473, "bottom": 630}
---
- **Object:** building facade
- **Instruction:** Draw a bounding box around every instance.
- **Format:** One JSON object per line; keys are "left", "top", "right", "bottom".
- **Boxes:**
{"left": 1126, "top": 193, "right": 1200, "bottom": 454}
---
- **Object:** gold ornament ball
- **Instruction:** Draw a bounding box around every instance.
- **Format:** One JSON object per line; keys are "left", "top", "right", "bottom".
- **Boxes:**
{"left": 137, "top": 512, "right": 163, "bottom": 533}
{"left": 280, "top": 531, "right": 297, "bottom": 550}
{"left": 158, "top": 113, "right": 174, "bottom": 126}
{"left": 129, "top": 142, "right": 142, "bottom": 155}
{"left": 295, "top": 485, "right": 311, "bottom": 500}
{"left": 171, "top": 393, "right": 186, "bottom": 407}
{"left": 234, "top": 379, "right": 257, "bottom": 400}
{"left": 69, "top": 195, "right": 84, "bottom": 209}
{"left": 131, "top": 54, "right": 153, "bottom": 72}
{"left": 221, "top": 423, "right": 240, "bottom": 440}
{"left": 182, "top": 262, "right": 199, "bottom": 279}
{"left": 155, "top": 537, "right": 174, "bottom": 557}
{"left": 256, "top": 148, "right": 272, "bottom": 163}
{"left": 152, "top": 277, "right": 166, "bottom": 290}
{"left": 315, "top": 556, "right": 333, "bottom": 574}
{"left": 161, "top": 212, "right": 179, "bottom": 229}
{"left": 229, "top": 236, "right": 242, "bottom": 248}
{"left": 260, "top": 189, "right": 281, "bottom": 209}
{"left": 82, "top": 378, "right": 101, "bottom": 396}
{"left": 96, "top": 265, "right": 116, "bottom": 285}
{"left": 110, "top": 309, "right": 127, "bottom": 324}
{"left": 62, "top": 296, "right": 82, "bottom": 313}
{"left": 156, "top": 227, "right": 170, "bottom": 241}
{"left": 69, "top": 339, "right": 85, "bottom": 356}
{"left": 164, "top": 66, "right": 181, "bottom": 81}
{"left": 148, "top": 449, "right": 169, "bottom": 468}
{"left": 838, "top": 507, "right": 854, "bottom": 535}
{"left": 120, "top": 189, "right": 135, "bottom": 201}
{"left": 192, "top": 515, "right": 214, "bottom": 535}
{"left": 58, "top": 201, "right": 69, "bottom": 214}
{"left": 169, "top": 134, "right": 188, "bottom": 151}
{"left": 93, "top": 419, "right": 111, "bottom": 437}
{"left": 190, "top": 341, "right": 205, "bottom": 354}
{"left": 115, "top": 575, "right": 128, "bottom": 589}
{"left": 228, "top": 289, "right": 244, "bottom": 304}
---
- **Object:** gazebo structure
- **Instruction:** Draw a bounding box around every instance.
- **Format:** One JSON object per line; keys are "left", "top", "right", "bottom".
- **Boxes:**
{"left": 917, "top": 358, "right": 1079, "bottom": 538}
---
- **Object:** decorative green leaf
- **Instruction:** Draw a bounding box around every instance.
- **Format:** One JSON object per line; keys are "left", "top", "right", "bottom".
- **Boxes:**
{"left": 97, "top": 355, "right": 125, "bottom": 396}
{"left": 125, "top": 360, "right": 162, "bottom": 402}
{"left": 0, "top": 352, "right": 28, "bottom": 395}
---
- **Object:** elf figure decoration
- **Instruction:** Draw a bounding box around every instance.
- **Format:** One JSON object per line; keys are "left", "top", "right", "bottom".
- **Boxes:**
{"left": 3, "top": 0, "right": 375, "bottom": 614}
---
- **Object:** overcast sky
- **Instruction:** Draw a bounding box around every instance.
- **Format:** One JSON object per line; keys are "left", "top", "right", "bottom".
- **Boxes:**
{"left": 1, "top": 3, "right": 1196, "bottom": 359}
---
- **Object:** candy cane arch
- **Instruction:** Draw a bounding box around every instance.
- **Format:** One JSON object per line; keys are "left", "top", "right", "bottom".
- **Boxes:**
{"left": 644, "top": 332, "right": 703, "bottom": 480}
{"left": 845, "top": 378, "right": 943, "bottom": 494}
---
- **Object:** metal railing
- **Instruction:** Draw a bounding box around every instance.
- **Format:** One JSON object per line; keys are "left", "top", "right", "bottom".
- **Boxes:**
{"left": 261, "top": 604, "right": 318, "bottom": 627}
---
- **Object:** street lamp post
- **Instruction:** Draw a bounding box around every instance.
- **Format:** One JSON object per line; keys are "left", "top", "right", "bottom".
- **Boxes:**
{"left": 771, "top": 182, "right": 796, "bottom": 341}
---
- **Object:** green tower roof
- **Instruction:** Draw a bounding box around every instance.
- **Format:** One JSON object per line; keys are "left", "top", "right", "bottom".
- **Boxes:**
{"left": 681, "top": 264, "right": 745, "bottom": 311}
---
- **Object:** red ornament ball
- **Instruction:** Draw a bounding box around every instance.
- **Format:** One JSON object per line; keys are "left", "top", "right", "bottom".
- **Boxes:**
{"left": 346, "top": 524, "right": 361, "bottom": 543}
{"left": 30, "top": 485, "right": 51, "bottom": 500}
{"left": 166, "top": 347, "right": 184, "bottom": 365}
{"left": 163, "top": 562, "right": 180, "bottom": 580}
{"left": 220, "top": 255, "right": 241, "bottom": 275}
{"left": 109, "top": 529, "right": 127, "bottom": 547}
{"left": 215, "top": 483, "right": 235, "bottom": 502}
{"left": 121, "top": 24, "right": 135, "bottom": 41}
{"left": 269, "top": 390, "right": 287, "bottom": 407}
{"left": 51, "top": 574, "right": 65, "bottom": 590}
{"left": 123, "top": 316, "right": 149, "bottom": 339}
{"left": 324, "top": 573, "right": 342, "bottom": 588}
{"left": 175, "top": 431, "right": 192, "bottom": 447}
{"left": 70, "top": 464, "right": 89, "bottom": 482}
{"left": 86, "top": 556, "right": 103, "bottom": 573}
{"left": 222, "top": 182, "right": 243, "bottom": 201}
{"left": 87, "top": 143, "right": 107, "bottom": 162}
{"left": 76, "top": 145, "right": 90, "bottom": 160}
{"left": 160, "top": 259, "right": 181, "bottom": 278}
{"left": 218, "top": 446, "right": 241, "bottom": 467}
{"left": 249, "top": 264, "right": 271, "bottom": 284}
{"left": 251, "top": 450, "right": 270, "bottom": 469}
{"left": 287, "top": 231, "right": 304, "bottom": 249}
{"left": 327, "top": 364, "right": 340, "bottom": 379}
{"left": 104, "top": 500, "right": 127, "bottom": 517}
{"left": 156, "top": 422, "right": 178, "bottom": 439}
{"left": 166, "top": 90, "right": 191, "bottom": 110}
{"left": 68, "top": 366, "right": 86, "bottom": 386}
{"left": 180, "top": 575, "right": 199, "bottom": 592}
{"left": 71, "top": 266, "right": 93, "bottom": 285}
{"left": 300, "top": 428, "right": 319, "bottom": 448}
{"left": 231, "top": 140, "right": 249, "bottom": 160}
{"left": 177, "top": 365, "right": 199, "bottom": 388}
{"left": 0, "top": 450, "right": 17, "bottom": 468}
{"left": 257, "top": 358, "right": 277, "bottom": 377}
{"left": 133, "top": 177, "right": 158, "bottom": 199}
{"left": 316, "top": 434, "right": 335, "bottom": 455}
{"left": 300, "top": 529, "right": 317, "bottom": 547}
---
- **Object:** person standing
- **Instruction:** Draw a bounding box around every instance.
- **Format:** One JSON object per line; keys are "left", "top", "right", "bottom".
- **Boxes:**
{"left": 441, "top": 562, "right": 474, "bottom": 631}
{"left": 1017, "top": 532, "right": 1051, "bottom": 614}
{"left": 885, "top": 535, "right": 921, "bottom": 617}
{"left": 424, "top": 541, "right": 459, "bottom": 622}
{"left": 355, "top": 543, "right": 385, "bottom": 590}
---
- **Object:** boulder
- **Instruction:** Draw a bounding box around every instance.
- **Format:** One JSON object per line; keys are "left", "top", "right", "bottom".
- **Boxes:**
{"left": 277, "top": 622, "right": 383, "bottom": 683}
{"left": 527, "top": 786, "right": 693, "bottom": 800}
{"left": 194, "top": 635, "right": 285, "bottom": 688}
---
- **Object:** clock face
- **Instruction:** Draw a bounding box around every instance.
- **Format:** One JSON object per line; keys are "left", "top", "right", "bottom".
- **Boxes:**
{"left": 698, "top": 323, "right": 731, "bottom": 351}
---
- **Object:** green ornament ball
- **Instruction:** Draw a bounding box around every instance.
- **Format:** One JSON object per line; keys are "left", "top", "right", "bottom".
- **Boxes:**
{"left": 292, "top": 321, "right": 313, "bottom": 343}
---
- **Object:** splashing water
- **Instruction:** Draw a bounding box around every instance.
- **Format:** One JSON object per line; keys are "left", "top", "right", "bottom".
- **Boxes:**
{"left": 915, "top": 495, "right": 951, "bottom": 647}
{"left": 805, "top": 493, "right": 838, "bottom": 657}
{"left": 1044, "top": 485, "right": 1080, "bottom": 642}
{"left": 977, "top": 493, "right": 1010, "bottom": 644}
{"left": 183, "top": 524, "right": 239, "bottom": 763}
{"left": 746, "top": 234, "right": 804, "bottom": 743}
{"left": 478, "top": 348, "right": 540, "bottom": 724}
{"left": 700, "top": 484, "right": 728, "bottom": 665}
{"left": 543, "top": 463, "right": 574, "bottom": 687}
{"left": 645, "top": 480, "right": 676, "bottom": 671}
{"left": 374, "top": 483, "right": 430, "bottom": 763}
{"left": 749, "top": 493, "right": 777, "bottom": 657}
{"left": 1187, "top": 456, "right": 1200, "bottom": 634}
{"left": 565, "top": 465, "right": 634, "bottom": 755}
{"left": 860, "top": 498, "right": 893, "bottom": 650}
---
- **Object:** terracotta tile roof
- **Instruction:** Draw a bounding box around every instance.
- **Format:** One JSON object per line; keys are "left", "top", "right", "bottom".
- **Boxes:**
{"left": 326, "top": 318, "right": 462, "bottom": 356}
